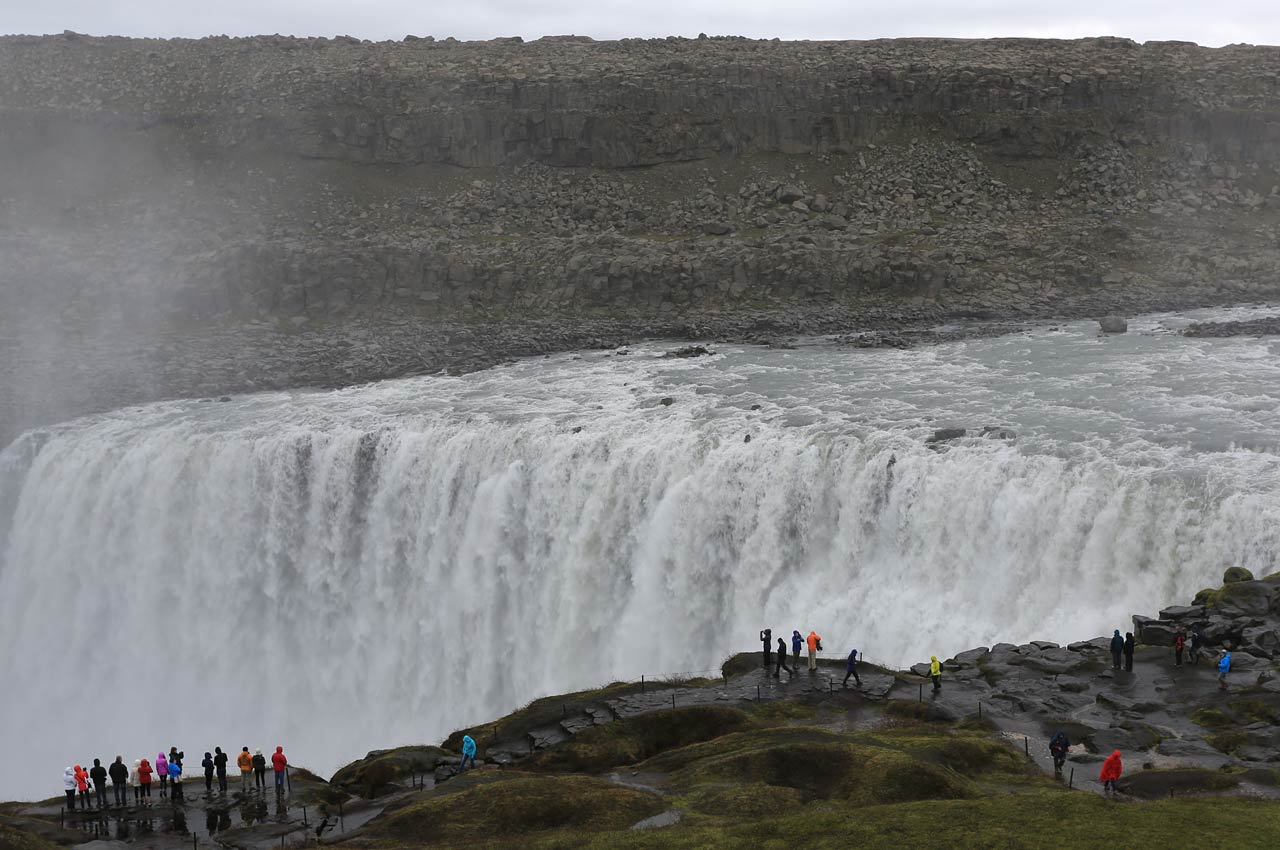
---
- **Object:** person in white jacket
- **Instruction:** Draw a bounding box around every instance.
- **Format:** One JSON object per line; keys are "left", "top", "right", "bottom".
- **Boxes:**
{"left": 62, "top": 766, "right": 77, "bottom": 810}
{"left": 132, "top": 760, "right": 143, "bottom": 804}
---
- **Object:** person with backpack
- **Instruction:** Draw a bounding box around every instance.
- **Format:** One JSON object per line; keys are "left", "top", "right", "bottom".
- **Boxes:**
{"left": 213, "top": 747, "right": 229, "bottom": 793}
{"left": 1123, "top": 632, "right": 1135, "bottom": 672}
{"left": 252, "top": 749, "right": 267, "bottom": 790}
{"left": 1218, "top": 649, "right": 1232, "bottom": 691}
{"left": 843, "top": 648, "right": 861, "bottom": 687}
{"left": 791, "top": 630, "right": 803, "bottom": 670}
{"left": 930, "top": 655, "right": 942, "bottom": 691}
{"left": 89, "top": 759, "right": 108, "bottom": 810}
{"left": 202, "top": 753, "right": 215, "bottom": 792}
{"left": 1099, "top": 749, "right": 1123, "bottom": 795}
{"left": 774, "top": 637, "right": 794, "bottom": 678}
{"left": 460, "top": 735, "right": 478, "bottom": 772}
{"left": 1109, "top": 630, "right": 1124, "bottom": 670}
{"left": 271, "top": 746, "right": 288, "bottom": 791}
{"left": 760, "top": 628, "right": 772, "bottom": 669}
{"left": 1048, "top": 731, "right": 1070, "bottom": 774}
{"left": 169, "top": 755, "right": 184, "bottom": 801}
{"left": 237, "top": 747, "right": 254, "bottom": 792}
{"left": 806, "top": 630, "right": 822, "bottom": 672}
{"left": 1174, "top": 631, "right": 1186, "bottom": 668}
{"left": 1190, "top": 624, "right": 1205, "bottom": 665}
{"left": 74, "top": 765, "right": 90, "bottom": 808}
{"left": 109, "top": 757, "right": 128, "bottom": 807}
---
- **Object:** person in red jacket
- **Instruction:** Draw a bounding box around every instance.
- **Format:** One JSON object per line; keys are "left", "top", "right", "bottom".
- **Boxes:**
{"left": 1099, "top": 750, "right": 1123, "bottom": 795}
{"left": 271, "top": 746, "right": 288, "bottom": 793}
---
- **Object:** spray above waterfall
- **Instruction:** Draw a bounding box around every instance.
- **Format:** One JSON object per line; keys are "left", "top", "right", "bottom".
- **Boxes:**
{"left": 3, "top": 308, "right": 1280, "bottom": 802}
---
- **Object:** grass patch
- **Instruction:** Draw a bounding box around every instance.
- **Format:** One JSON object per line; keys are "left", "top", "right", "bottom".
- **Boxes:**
{"left": 1124, "top": 768, "right": 1241, "bottom": 799}
{"left": 1207, "top": 731, "right": 1249, "bottom": 755}
{"left": 0, "top": 823, "right": 60, "bottom": 850}
{"left": 687, "top": 783, "right": 803, "bottom": 818}
{"left": 1191, "top": 707, "right": 1234, "bottom": 729}
{"left": 371, "top": 774, "right": 664, "bottom": 844}
{"left": 528, "top": 706, "right": 754, "bottom": 773}
{"left": 442, "top": 681, "right": 653, "bottom": 752}
{"left": 1231, "top": 698, "right": 1278, "bottom": 724}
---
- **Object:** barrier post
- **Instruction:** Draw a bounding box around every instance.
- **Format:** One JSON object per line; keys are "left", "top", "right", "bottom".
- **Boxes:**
{"left": 641, "top": 675, "right": 645, "bottom": 693}
{"left": 1069, "top": 768, "right": 1074, "bottom": 788}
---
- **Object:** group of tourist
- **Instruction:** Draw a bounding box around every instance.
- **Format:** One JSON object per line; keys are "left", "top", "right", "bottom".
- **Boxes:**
{"left": 1110, "top": 624, "right": 1232, "bottom": 689}
{"left": 61, "top": 746, "right": 290, "bottom": 810}
{"left": 758, "top": 628, "right": 868, "bottom": 689}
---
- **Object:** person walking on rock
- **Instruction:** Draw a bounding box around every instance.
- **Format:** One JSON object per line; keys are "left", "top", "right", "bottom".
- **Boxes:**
{"left": 1190, "top": 624, "right": 1206, "bottom": 665}
{"left": 1099, "top": 749, "right": 1123, "bottom": 795}
{"left": 109, "top": 757, "right": 128, "bottom": 807}
{"left": 774, "top": 637, "right": 793, "bottom": 678}
{"left": 791, "top": 630, "right": 803, "bottom": 670}
{"left": 62, "top": 766, "right": 77, "bottom": 810}
{"left": 155, "top": 752, "right": 168, "bottom": 798}
{"left": 237, "top": 747, "right": 253, "bottom": 792}
{"left": 90, "top": 759, "right": 108, "bottom": 810}
{"left": 214, "top": 747, "right": 228, "bottom": 793}
{"left": 138, "top": 758, "right": 153, "bottom": 801}
{"left": 252, "top": 749, "right": 267, "bottom": 790}
{"left": 460, "top": 735, "right": 477, "bottom": 772}
{"left": 1109, "top": 630, "right": 1124, "bottom": 670}
{"left": 202, "top": 753, "right": 215, "bottom": 792}
{"left": 271, "top": 746, "right": 288, "bottom": 791}
{"left": 760, "top": 628, "right": 772, "bottom": 669}
{"left": 1123, "top": 632, "right": 1135, "bottom": 672}
{"left": 1174, "top": 631, "right": 1186, "bottom": 668}
{"left": 1218, "top": 649, "right": 1232, "bottom": 691}
{"left": 843, "top": 648, "right": 861, "bottom": 688}
{"left": 1049, "top": 731, "right": 1070, "bottom": 774}
{"left": 806, "top": 630, "right": 822, "bottom": 672}
{"left": 930, "top": 656, "right": 942, "bottom": 692}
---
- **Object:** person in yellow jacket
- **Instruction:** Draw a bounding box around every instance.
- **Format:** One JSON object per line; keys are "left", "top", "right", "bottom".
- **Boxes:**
{"left": 237, "top": 747, "right": 254, "bottom": 793}
{"left": 806, "top": 631, "right": 823, "bottom": 672}
{"left": 930, "top": 656, "right": 942, "bottom": 692}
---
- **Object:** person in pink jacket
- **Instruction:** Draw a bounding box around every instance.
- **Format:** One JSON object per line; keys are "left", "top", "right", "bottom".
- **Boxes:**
{"left": 155, "top": 752, "right": 169, "bottom": 798}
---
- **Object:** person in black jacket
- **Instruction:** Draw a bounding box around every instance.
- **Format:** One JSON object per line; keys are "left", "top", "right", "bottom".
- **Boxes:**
{"left": 773, "top": 637, "right": 793, "bottom": 678}
{"left": 760, "top": 628, "right": 772, "bottom": 669}
{"left": 1048, "top": 731, "right": 1071, "bottom": 773}
{"left": 202, "top": 753, "right": 215, "bottom": 792}
{"left": 251, "top": 749, "right": 267, "bottom": 790}
{"left": 1109, "top": 630, "right": 1124, "bottom": 670}
{"left": 89, "top": 759, "right": 109, "bottom": 810}
{"left": 214, "top": 747, "right": 229, "bottom": 793}
{"left": 1123, "top": 632, "right": 1135, "bottom": 672}
{"left": 108, "top": 757, "right": 128, "bottom": 807}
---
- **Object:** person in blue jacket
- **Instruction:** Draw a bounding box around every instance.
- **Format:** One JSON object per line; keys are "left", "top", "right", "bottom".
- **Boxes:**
{"left": 842, "top": 648, "right": 861, "bottom": 687}
{"left": 168, "top": 756, "right": 185, "bottom": 802}
{"left": 791, "top": 631, "right": 803, "bottom": 671}
{"left": 1109, "top": 630, "right": 1124, "bottom": 670}
{"left": 1218, "top": 649, "right": 1232, "bottom": 691}
{"left": 460, "top": 735, "right": 477, "bottom": 772}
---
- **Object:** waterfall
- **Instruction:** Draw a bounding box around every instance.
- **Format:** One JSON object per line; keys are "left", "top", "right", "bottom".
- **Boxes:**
{"left": 4, "top": 332, "right": 1280, "bottom": 801}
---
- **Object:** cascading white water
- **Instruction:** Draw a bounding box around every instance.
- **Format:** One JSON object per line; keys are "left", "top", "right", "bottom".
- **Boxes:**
{"left": 4, "top": 306, "right": 1280, "bottom": 801}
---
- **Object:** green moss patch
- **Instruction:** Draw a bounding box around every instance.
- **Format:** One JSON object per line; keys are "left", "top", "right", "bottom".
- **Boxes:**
{"left": 331, "top": 746, "right": 449, "bottom": 798}
{"left": 1124, "top": 768, "right": 1241, "bottom": 799}
{"left": 529, "top": 706, "right": 754, "bottom": 773}
{"left": 371, "top": 774, "right": 664, "bottom": 844}
{"left": 1191, "top": 707, "right": 1233, "bottom": 728}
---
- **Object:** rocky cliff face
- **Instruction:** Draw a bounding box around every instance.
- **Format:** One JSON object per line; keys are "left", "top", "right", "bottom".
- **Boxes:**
{"left": 2, "top": 34, "right": 1280, "bottom": 437}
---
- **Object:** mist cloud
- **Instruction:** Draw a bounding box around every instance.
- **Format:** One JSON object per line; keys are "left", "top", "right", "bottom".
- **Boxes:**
{"left": 2, "top": 0, "right": 1277, "bottom": 47}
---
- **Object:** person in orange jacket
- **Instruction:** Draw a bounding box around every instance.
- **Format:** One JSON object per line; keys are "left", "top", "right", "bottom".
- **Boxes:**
{"left": 74, "top": 765, "right": 91, "bottom": 808}
{"left": 806, "top": 630, "right": 822, "bottom": 672}
{"left": 1099, "top": 749, "right": 1123, "bottom": 795}
{"left": 237, "top": 747, "right": 254, "bottom": 793}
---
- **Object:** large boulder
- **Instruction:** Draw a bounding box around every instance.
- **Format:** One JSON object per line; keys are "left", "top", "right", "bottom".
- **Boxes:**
{"left": 1132, "top": 615, "right": 1179, "bottom": 646}
{"left": 1223, "top": 566, "right": 1255, "bottom": 584}
{"left": 1098, "top": 316, "right": 1128, "bottom": 333}
{"left": 1241, "top": 627, "right": 1280, "bottom": 659}
{"left": 330, "top": 745, "right": 449, "bottom": 798}
{"left": 1214, "top": 580, "right": 1277, "bottom": 617}
{"left": 1158, "top": 605, "right": 1206, "bottom": 621}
